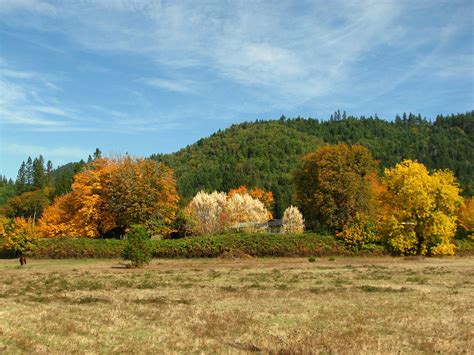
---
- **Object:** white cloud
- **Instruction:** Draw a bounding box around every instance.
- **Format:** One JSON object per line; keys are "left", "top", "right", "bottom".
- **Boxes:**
{"left": 32, "top": 106, "right": 69, "bottom": 117}
{"left": 4, "top": 143, "right": 89, "bottom": 159}
{"left": 1, "top": 0, "right": 470, "bottom": 115}
{"left": 139, "top": 77, "right": 196, "bottom": 93}
{"left": 28, "top": 0, "right": 414, "bottom": 107}
{"left": 0, "top": 0, "right": 56, "bottom": 15}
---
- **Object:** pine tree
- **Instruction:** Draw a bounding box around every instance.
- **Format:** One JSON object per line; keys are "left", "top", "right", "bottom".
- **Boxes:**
{"left": 25, "top": 157, "right": 33, "bottom": 187}
{"left": 46, "top": 160, "right": 53, "bottom": 174}
{"left": 32, "top": 155, "right": 46, "bottom": 189}
{"left": 93, "top": 148, "right": 102, "bottom": 160}
{"left": 15, "top": 161, "right": 27, "bottom": 194}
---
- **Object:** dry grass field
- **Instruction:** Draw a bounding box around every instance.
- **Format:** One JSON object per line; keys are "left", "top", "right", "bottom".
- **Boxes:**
{"left": 0, "top": 256, "right": 473, "bottom": 353}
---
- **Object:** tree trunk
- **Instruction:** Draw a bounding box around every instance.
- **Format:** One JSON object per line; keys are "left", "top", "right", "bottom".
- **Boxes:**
{"left": 19, "top": 253, "right": 27, "bottom": 266}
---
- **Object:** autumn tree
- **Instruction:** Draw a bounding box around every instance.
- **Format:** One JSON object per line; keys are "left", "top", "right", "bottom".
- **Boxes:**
{"left": 379, "top": 160, "right": 463, "bottom": 255}
{"left": 226, "top": 192, "right": 269, "bottom": 231}
{"left": 185, "top": 191, "right": 229, "bottom": 235}
{"left": 2, "top": 217, "right": 38, "bottom": 265}
{"left": 457, "top": 197, "right": 473, "bottom": 239}
{"left": 228, "top": 186, "right": 274, "bottom": 212}
{"left": 282, "top": 206, "right": 305, "bottom": 234}
{"left": 105, "top": 157, "right": 179, "bottom": 236}
{"left": 294, "top": 144, "right": 378, "bottom": 231}
{"left": 38, "top": 191, "right": 93, "bottom": 237}
{"left": 38, "top": 157, "right": 179, "bottom": 238}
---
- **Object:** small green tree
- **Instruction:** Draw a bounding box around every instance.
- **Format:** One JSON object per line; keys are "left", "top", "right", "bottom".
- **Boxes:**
{"left": 123, "top": 225, "right": 152, "bottom": 267}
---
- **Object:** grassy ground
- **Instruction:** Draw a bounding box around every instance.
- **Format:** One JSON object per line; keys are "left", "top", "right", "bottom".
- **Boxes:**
{"left": 0, "top": 257, "right": 473, "bottom": 353}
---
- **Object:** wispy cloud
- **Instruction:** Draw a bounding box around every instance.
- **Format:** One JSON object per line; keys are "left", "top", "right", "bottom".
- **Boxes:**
{"left": 0, "top": 0, "right": 56, "bottom": 15}
{"left": 139, "top": 77, "right": 196, "bottom": 93}
{"left": 0, "top": 62, "right": 67, "bottom": 128}
{"left": 4, "top": 143, "right": 90, "bottom": 158}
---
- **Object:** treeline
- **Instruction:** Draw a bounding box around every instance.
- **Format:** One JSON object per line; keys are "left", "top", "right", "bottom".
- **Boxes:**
{"left": 152, "top": 111, "right": 473, "bottom": 216}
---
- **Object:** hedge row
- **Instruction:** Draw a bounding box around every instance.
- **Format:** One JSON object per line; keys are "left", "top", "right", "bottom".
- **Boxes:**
{"left": 2, "top": 233, "right": 472, "bottom": 259}
{"left": 1, "top": 233, "right": 360, "bottom": 259}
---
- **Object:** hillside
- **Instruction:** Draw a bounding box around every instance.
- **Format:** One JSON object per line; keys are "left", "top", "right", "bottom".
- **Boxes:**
{"left": 151, "top": 122, "right": 324, "bottom": 216}
{"left": 152, "top": 111, "right": 474, "bottom": 217}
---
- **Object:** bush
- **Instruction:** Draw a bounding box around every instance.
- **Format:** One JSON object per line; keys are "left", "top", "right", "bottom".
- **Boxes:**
{"left": 28, "top": 237, "right": 124, "bottom": 258}
{"left": 308, "top": 256, "right": 316, "bottom": 262}
{"left": 123, "top": 225, "right": 152, "bottom": 267}
{"left": 282, "top": 206, "right": 305, "bottom": 234}
{"left": 3, "top": 232, "right": 471, "bottom": 259}
{"left": 455, "top": 238, "right": 474, "bottom": 256}
{"left": 336, "top": 213, "right": 379, "bottom": 251}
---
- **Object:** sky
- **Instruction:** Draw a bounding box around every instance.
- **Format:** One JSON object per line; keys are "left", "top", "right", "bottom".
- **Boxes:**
{"left": 1, "top": 0, "right": 473, "bottom": 180}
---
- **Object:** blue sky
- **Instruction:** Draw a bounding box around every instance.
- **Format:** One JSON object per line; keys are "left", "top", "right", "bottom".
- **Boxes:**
{"left": 1, "top": 0, "right": 473, "bottom": 179}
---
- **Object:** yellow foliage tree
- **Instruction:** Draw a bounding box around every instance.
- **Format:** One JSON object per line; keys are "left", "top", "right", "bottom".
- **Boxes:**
{"left": 379, "top": 160, "right": 463, "bottom": 255}
{"left": 2, "top": 217, "right": 38, "bottom": 265}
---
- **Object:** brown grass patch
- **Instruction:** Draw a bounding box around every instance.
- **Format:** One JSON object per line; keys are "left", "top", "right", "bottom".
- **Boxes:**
{"left": 0, "top": 256, "right": 473, "bottom": 352}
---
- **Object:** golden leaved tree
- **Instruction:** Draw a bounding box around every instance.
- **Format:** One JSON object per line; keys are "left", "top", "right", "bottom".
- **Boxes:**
{"left": 294, "top": 144, "right": 378, "bottom": 231}
{"left": 106, "top": 157, "right": 179, "bottom": 236}
{"left": 379, "top": 160, "right": 463, "bottom": 255}
{"left": 1, "top": 217, "right": 38, "bottom": 265}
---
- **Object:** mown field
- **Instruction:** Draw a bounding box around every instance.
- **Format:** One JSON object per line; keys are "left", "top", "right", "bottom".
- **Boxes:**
{"left": 0, "top": 257, "right": 473, "bottom": 353}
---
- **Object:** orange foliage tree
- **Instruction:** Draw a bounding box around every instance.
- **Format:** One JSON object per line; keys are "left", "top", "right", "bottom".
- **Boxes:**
{"left": 457, "top": 197, "right": 473, "bottom": 239}
{"left": 228, "top": 185, "right": 274, "bottom": 218}
{"left": 38, "top": 157, "right": 179, "bottom": 238}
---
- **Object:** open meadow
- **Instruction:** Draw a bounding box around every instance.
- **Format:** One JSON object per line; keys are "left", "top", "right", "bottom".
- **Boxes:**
{"left": 0, "top": 256, "right": 473, "bottom": 353}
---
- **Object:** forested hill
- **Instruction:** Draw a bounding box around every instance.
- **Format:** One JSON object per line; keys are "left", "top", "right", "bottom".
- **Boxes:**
{"left": 151, "top": 111, "right": 473, "bottom": 216}
{"left": 152, "top": 122, "right": 324, "bottom": 216}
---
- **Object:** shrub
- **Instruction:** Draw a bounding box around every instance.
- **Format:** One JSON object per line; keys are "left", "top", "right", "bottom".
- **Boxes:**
{"left": 123, "top": 225, "right": 152, "bottom": 267}
{"left": 336, "top": 213, "right": 379, "bottom": 251}
{"left": 308, "top": 256, "right": 316, "bottom": 262}
{"left": 282, "top": 206, "right": 305, "bottom": 234}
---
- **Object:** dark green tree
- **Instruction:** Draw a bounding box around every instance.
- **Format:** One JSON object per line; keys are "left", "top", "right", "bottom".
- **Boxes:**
{"left": 15, "top": 161, "right": 27, "bottom": 194}
{"left": 32, "top": 155, "right": 46, "bottom": 190}
{"left": 25, "top": 157, "right": 33, "bottom": 187}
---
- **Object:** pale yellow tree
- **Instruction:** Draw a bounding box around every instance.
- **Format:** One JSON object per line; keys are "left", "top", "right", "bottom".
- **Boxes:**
{"left": 226, "top": 193, "right": 269, "bottom": 232}
{"left": 185, "top": 191, "right": 229, "bottom": 235}
{"left": 282, "top": 205, "right": 305, "bottom": 234}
